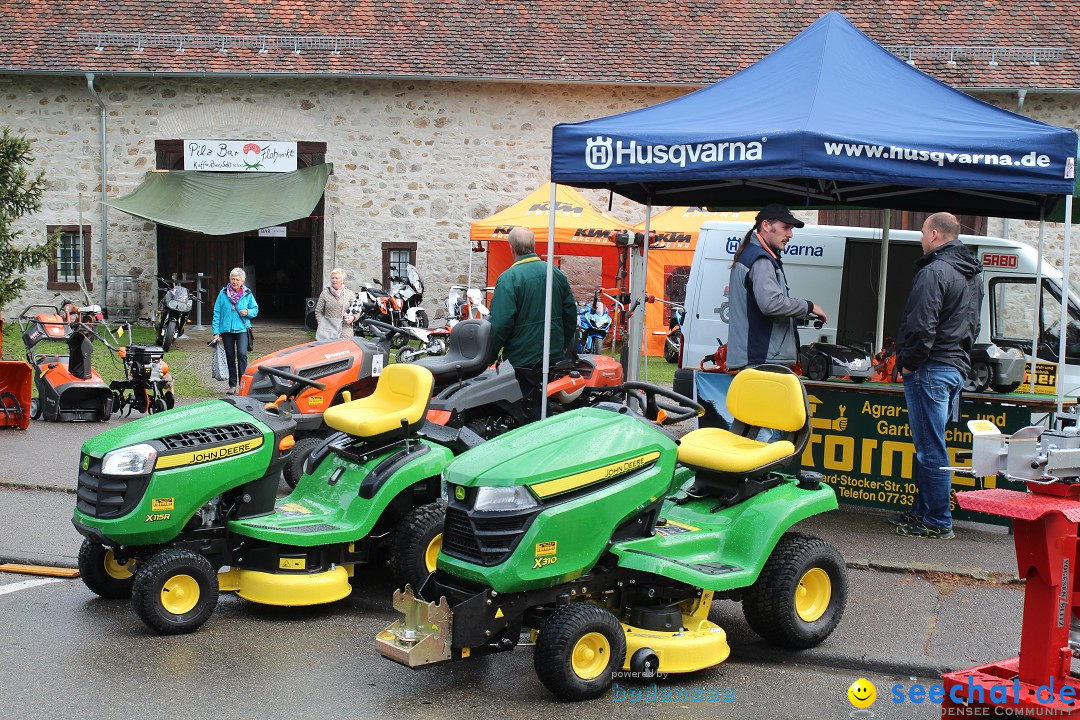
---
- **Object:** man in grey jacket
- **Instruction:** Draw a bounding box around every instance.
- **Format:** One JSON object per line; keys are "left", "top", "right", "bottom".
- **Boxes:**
{"left": 891, "top": 212, "right": 982, "bottom": 540}
{"left": 726, "top": 203, "right": 827, "bottom": 370}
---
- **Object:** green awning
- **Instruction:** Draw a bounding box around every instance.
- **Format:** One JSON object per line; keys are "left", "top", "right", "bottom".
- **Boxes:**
{"left": 106, "top": 164, "right": 332, "bottom": 236}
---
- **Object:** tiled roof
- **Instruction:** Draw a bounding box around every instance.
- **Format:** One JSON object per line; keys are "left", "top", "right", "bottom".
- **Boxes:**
{"left": 1, "top": 1, "right": 1077, "bottom": 89}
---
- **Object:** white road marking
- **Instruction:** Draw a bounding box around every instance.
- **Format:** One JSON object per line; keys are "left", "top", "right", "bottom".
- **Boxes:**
{"left": 0, "top": 577, "right": 65, "bottom": 595}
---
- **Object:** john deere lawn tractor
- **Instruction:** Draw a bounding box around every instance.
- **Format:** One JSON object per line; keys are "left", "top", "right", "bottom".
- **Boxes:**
{"left": 73, "top": 363, "right": 475, "bottom": 634}
{"left": 377, "top": 365, "right": 847, "bottom": 700}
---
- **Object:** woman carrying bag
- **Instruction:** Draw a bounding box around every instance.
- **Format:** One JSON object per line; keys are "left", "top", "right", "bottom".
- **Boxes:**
{"left": 315, "top": 267, "right": 356, "bottom": 340}
{"left": 212, "top": 267, "right": 259, "bottom": 394}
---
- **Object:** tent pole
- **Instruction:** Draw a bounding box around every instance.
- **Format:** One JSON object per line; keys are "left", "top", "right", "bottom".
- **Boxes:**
{"left": 626, "top": 200, "right": 649, "bottom": 383}
{"left": 1056, "top": 194, "right": 1073, "bottom": 418}
{"left": 1029, "top": 210, "right": 1046, "bottom": 394}
{"left": 641, "top": 200, "right": 652, "bottom": 382}
{"left": 540, "top": 182, "right": 558, "bottom": 420}
{"left": 875, "top": 210, "right": 891, "bottom": 354}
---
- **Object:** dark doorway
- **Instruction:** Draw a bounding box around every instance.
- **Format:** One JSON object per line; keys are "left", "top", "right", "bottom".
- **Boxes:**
{"left": 243, "top": 233, "right": 312, "bottom": 324}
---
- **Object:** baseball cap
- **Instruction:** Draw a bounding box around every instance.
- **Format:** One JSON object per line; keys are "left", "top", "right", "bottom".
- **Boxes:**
{"left": 756, "top": 202, "right": 805, "bottom": 228}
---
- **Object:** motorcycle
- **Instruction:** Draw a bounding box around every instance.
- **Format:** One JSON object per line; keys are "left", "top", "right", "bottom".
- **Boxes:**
{"left": 392, "top": 263, "right": 427, "bottom": 328}
{"left": 665, "top": 302, "right": 685, "bottom": 364}
{"left": 351, "top": 268, "right": 428, "bottom": 348}
{"left": 393, "top": 325, "right": 451, "bottom": 364}
{"left": 577, "top": 290, "right": 612, "bottom": 355}
{"left": 154, "top": 276, "right": 195, "bottom": 352}
{"left": 444, "top": 285, "right": 493, "bottom": 328}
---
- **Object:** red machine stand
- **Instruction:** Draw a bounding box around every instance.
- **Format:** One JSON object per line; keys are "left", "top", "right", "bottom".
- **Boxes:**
{"left": 941, "top": 485, "right": 1080, "bottom": 718}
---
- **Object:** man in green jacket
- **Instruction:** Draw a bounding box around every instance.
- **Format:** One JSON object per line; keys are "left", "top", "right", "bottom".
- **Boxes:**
{"left": 489, "top": 226, "right": 579, "bottom": 421}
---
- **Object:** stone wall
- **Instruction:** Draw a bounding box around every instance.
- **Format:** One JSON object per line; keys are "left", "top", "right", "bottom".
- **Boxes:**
{"left": 1, "top": 75, "right": 1077, "bottom": 321}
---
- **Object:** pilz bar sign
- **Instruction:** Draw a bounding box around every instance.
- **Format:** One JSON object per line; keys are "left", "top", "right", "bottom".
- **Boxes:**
{"left": 184, "top": 140, "right": 298, "bottom": 172}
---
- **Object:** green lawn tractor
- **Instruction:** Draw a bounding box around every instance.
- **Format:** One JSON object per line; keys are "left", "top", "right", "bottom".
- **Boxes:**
{"left": 376, "top": 365, "right": 848, "bottom": 700}
{"left": 73, "top": 363, "right": 476, "bottom": 635}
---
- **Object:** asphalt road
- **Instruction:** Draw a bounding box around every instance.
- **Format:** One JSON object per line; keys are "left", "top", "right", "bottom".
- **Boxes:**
{"left": 0, "top": 568, "right": 943, "bottom": 720}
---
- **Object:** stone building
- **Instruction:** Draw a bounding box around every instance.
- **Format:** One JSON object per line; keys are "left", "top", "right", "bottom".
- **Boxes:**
{"left": 1, "top": 1, "right": 1077, "bottom": 325}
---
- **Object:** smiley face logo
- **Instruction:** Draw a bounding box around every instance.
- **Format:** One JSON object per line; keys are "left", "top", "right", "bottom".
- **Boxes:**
{"left": 847, "top": 678, "right": 877, "bottom": 708}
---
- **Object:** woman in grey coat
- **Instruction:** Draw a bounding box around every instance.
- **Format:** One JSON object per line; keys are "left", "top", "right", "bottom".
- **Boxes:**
{"left": 315, "top": 267, "right": 357, "bottom": 340}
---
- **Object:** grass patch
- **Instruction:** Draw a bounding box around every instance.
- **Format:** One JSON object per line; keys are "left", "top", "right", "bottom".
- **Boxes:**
{"left": 2, "top": 319, "right": 214, "bottom": 398}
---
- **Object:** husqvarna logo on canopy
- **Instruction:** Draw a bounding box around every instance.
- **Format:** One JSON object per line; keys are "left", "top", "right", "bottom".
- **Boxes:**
{"left": 586, "top": 136, "right": 614, "bottom": 170}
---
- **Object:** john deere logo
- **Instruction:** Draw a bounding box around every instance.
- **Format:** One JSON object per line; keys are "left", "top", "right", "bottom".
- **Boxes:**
{"left": 81, "top": 455, "right": 90, "bottom": 471}
{"left": 454, "top": 486, "right": 465, "bottom": 501}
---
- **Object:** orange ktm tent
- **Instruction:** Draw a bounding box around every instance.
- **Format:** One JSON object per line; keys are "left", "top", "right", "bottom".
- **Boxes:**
{"left": 475, "top": 183, "right": 627, "bottom": 293}
{"left": 633, "top": 208, "right": 756, "bottom": 356}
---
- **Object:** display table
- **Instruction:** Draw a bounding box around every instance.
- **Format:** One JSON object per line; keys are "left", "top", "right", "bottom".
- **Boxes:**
{"left": 694, "top": 374, "right": 1074, "bottom": 524}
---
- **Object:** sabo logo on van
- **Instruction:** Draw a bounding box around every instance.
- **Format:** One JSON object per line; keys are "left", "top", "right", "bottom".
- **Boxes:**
{"left": 982, "top": 253, "right": 1018, "bottom": 268}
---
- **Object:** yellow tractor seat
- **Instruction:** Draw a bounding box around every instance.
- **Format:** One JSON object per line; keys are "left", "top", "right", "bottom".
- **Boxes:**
{"left": 323, "top": 363, "right": 434, "bottom": 438}
{"left": 678, "top": 428, "right": 795, "bottom": 474}
{"left": 676, "top": 365, "right": 811, "bottom": 508}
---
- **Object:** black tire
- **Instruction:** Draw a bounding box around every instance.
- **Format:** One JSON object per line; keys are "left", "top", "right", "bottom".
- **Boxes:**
{"left": 133, "top": 388, "right": 149, "bottom": 414}
{"left": 990, "top": 381, "right": 1021, "bottom": 394}
{"left": 413, "top": 309, "right": 429, "bottom": 329}
{"left": 149, "top": 396, "right": 168, "bottom": 414}
{"left": 967, "top": 361, "right": 991, "bottom": 393}
{"left": 132, "top": 549, "right": 219, "bottom": 635}
{"left": 161, "top": 319, "right": 177, "bottom": 352}
{"left": 742, "top": 532, "right": 847, "bottom": 649}
{"left": 163, "top": 391, "right": 176, "bottom": 409}
{"left": 663, "top": 335, "right": 679, "bottom": 364}
{"left": 78, "top": 538, "right": 137, "bottom": 599}
{"left": 850, "top": 376, "right": 867, "bottom": 384}
{"left": 805, "top": 353, "right": 830, "bottom": 382}
{"left": 29, "top": 397, "right": 42, "bottom": 420}
{"left": 396, "top": 347, "right": 420, "bottom": 364}
{"left": 390, "top": 331, "right": 408, "bottom": 350}
{"left": 282, "top": 436, "right": 324, "bottom": 490}
{"left": 534, "top": 603, "right": 626, "bottom": 701}
{"left": 389, "top": 501, "right": 445, "bottom": 591}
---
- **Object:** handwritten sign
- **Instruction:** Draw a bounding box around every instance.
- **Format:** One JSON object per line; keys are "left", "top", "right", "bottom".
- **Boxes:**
{"left": 184, "top": 140, "right": 298, "bottom": 172}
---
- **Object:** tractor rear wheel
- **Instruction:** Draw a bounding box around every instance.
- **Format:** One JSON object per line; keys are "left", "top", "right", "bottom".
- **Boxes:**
{"left": 389, "top": 501, "right": 445, "bottom": 591}
{"left": 282, "top": 436, "right": 324, "bottom": 490}
{"left": 132, "top": 549, "right": 218, "bottom": 635}
{"left": 534, "top": 603, "right": 626, "bottom": 701}
{"left": 78, "top": 539, "right": 138, "bottom": 599}
{"left": 742, "top": 532, "right": 847, "bottom": 649}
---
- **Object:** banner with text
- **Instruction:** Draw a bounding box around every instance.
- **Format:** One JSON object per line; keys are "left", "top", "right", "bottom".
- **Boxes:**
{"left": 184, "top": 140, "right": 298, "bottom": 172}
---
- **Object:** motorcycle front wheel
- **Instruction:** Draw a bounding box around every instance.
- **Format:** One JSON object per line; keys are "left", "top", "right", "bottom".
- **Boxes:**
{"left": 160, "top": 319, "right": 177, "bottom": 352}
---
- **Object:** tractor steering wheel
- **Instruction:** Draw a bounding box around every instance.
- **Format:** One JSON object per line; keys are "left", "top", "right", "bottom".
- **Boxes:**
{"left": 358, "top": 318, "right": 411, "bottom": 346}
{"left": 620, "top": 381, "right": 704, "bottom": 425}
{"left": 258, "top": 365, "right": 327, "bottom": 398}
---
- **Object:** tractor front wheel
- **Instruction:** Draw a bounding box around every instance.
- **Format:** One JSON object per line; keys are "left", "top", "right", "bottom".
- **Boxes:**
{"left": 389, "top": 501, "right": 445, "bottom": 591}
{"left": 534, "top": 603, "right": 626, "bottom": 701}
{"left": 742, "top": 532, "right": 846, "bottom": 649}
{"left": 132, "top": 549, "right": 219, "bottom": 635}
{"left": 78, "top": 539, "right": 138, "bottom": 599}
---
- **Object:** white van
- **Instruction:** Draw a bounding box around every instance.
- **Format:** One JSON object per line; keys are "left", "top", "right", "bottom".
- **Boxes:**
{"left": 680, "top": 222, "right": 1080, "bottom": 399}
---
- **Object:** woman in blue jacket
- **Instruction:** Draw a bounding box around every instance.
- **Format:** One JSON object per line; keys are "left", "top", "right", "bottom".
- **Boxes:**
{"left": 212, "top": 267, "right": 259, "bottom": 394}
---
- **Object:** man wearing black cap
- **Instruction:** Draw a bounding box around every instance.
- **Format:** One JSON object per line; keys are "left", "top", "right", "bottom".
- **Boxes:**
{"left": 725, "top": 203, "right": 826, "bottom": 370}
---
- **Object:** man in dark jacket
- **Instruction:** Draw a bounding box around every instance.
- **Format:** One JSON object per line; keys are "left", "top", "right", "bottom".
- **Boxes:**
{"left": 892, "top": 212, "right": 982, "bottom": 540}
{"left": 489, "top": 226, "right": 579, "bottom": 421}
{"left": 726, "top": 203, "right": 827, "bottom": 370}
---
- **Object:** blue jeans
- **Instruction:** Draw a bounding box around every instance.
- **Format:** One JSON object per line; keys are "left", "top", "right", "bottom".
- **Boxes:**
{"left": 221, "top": 331, "right": 249, "bottom": 388}
{"left": 903, "top": 362, "right": 963, "bottom": 531}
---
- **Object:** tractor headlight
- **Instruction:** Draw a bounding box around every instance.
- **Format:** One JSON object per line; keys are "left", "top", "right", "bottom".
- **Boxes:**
{"left": 473, "top": 486, "right": 538, "bottom": 513}
{"left": 101, "top": 443, "right": 158, "bottom": 476}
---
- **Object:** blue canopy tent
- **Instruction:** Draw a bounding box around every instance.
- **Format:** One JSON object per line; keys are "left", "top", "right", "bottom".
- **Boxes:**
{"left": 541, "top": 11, "right": 1077, "bottom": 410}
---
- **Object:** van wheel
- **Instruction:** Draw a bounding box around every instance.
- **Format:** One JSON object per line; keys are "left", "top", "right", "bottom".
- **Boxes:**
{"left": 742, "top": 532, "right": 847, "bottom": 649}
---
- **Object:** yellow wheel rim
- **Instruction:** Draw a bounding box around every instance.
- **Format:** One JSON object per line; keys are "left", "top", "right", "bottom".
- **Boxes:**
{"left": 795, "top": 567, "right": 832, "bottom": 622}
{"left": 571, "top": 632, "right": 610, "bottom": 680}
{"left": 424, "top": 533, "right": 443, "bottom": 573}
{"left": 160, "top": 574, "right": 200, "bottom": 616}
{"left": 103, "top": 550, "right": 136, "bottom": 580}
